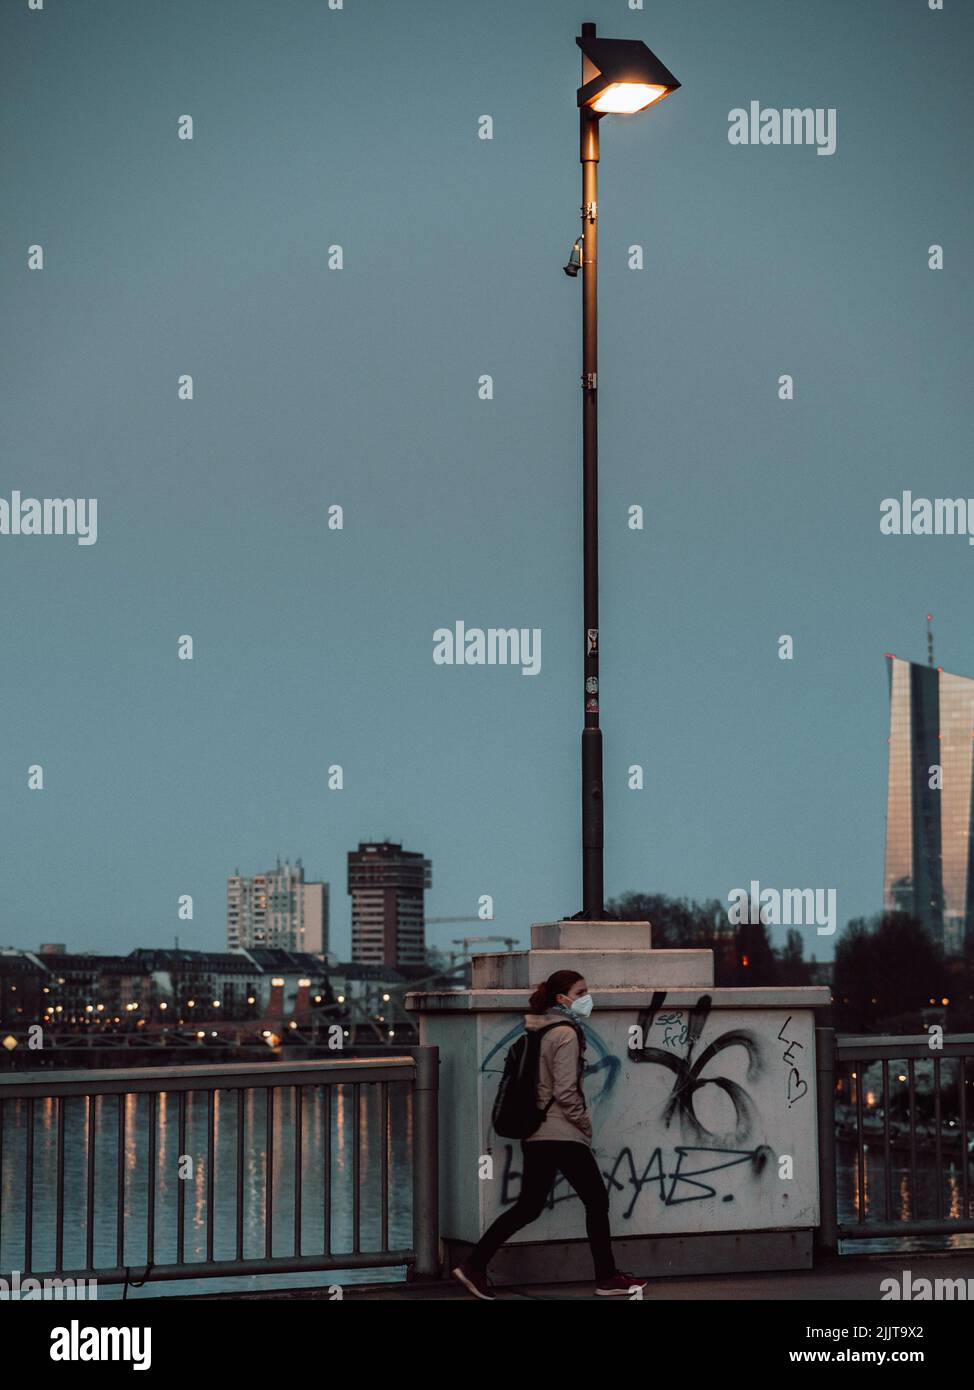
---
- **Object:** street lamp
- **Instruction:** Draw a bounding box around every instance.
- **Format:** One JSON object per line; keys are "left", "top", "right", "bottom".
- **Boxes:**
{"left": 567, "top": 23, "right": 679, "bottom": 921}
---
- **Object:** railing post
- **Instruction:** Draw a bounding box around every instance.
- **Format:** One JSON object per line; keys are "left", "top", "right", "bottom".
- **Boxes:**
{"left": 411, "top": 1046, "right": 440, "bottom": 1278}
{"left": 815, "top": 1025, "right": 837, "bottom": 1257}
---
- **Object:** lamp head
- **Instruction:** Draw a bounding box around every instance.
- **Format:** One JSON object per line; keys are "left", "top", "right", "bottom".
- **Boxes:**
{"left": 576, "top": 30, "right": 680, "bottom": 115}
{"left": 563, "top": 236, "right": 583, "bottom": 277}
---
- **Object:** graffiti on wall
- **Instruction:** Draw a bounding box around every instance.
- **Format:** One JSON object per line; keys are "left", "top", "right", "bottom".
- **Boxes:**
{"left": 777, "top": 1014, "right": 809, "bottom": 1107}
{"left": 497, "top": 1140, "right": 773, "bottom": 1220}
{"left": 630, "top": 993, "right": 764, "bottom": 1144}
{"left": 480, "top": 996, "right": 815, "bottom": 1230}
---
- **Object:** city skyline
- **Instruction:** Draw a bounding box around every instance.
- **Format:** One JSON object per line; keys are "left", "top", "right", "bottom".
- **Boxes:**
{"left": 4, "top": 0, "right": 972, "bottom": 967}
{"left": 8, "top": 698, "right": 967, "bottom": 966}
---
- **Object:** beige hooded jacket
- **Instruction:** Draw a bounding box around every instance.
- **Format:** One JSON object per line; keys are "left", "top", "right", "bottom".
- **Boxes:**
{"left": 522, "top": 1008, "right": 592, "bottom": 1145}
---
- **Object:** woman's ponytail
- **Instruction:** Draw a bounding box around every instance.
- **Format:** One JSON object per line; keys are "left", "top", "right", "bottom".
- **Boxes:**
{"left": 528, "top": 969, "right": 583, "bottom": 1014}
{"left": 527, "top": 982, "right": 549, "bottom": 1012}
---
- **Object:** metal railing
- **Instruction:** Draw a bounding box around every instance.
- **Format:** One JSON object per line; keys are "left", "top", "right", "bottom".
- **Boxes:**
{"left": 816, "top": 1028, "right": 974, "bottom": 1248}
{"left": 0, "top": 1050, "right": 438, "bottom": 1290}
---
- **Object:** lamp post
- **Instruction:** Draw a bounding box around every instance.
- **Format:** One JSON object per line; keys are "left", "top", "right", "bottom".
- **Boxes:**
{"left": 566, "top": 23, "right": 679, "bottom": 920}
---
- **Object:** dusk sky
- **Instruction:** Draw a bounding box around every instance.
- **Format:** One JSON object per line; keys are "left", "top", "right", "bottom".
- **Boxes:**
{"left": 2, "top": 0, "right": 971, "bottom": 963}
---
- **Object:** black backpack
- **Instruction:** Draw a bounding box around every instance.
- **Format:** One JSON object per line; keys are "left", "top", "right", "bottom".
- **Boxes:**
{"left": 491, "top": 1021, "right": 581, "bottom": 1139}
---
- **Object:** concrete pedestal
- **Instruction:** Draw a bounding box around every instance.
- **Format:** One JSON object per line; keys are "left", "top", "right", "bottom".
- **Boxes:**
{"left": 406, "top": 920, "right": 831, "bottom": 1284}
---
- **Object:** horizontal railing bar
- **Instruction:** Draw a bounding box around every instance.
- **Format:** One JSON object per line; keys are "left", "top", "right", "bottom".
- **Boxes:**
{"left": 0, "top": 1059, "right": 417, "bottom": 1100}
{"left": 838, "top": 1219, "right": 974, "bottom": 1239}
{"left": 15, "top": 1251, "right": 416, "bottom": 1287}
{"left": 838, "top": 1033, "right": 974, "bottom": 1047}
{"left": 836, "top": 1035, "right": 974, "bottom": 1061}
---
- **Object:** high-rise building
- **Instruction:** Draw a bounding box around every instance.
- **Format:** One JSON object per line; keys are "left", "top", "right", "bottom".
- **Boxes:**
{"left": 883, "top": 655, "right": 974, "bottom": 954}
{"left": 227, "top": 859, "right": 328, "bottom": 954}
{"left": 347, "top": 841, "right": 432, "bottom": 967}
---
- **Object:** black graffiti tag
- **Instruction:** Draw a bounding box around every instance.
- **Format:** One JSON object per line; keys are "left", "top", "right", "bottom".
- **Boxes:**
{"left": 602, "top": 1145, "right": 772, "bottom": 1218}
{"left": 498, "top": 1143, "right": 771, "bottom": 1219}
{"left": 632, "top": 993, "right": 763, "bottom": 1142}
{"left": 777, "top": 1015, "right": 808, "bottom": 1106}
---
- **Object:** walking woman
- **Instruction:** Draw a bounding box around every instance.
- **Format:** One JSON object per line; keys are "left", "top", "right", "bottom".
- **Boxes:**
{"left": 452, "top": 969, "right": 647, "bottom": 1299}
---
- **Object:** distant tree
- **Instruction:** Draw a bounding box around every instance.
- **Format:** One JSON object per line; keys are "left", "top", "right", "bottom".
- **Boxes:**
{"left": 777, "top": 929, "right": 808, "bottom": 987}
{"left": 728, "top": 900, "right": 778, "bottom": 986}
{"left": 832, "top": 912, "right": 943, "bottom": 1031}
{"left": 607, "top": 890, "right": 782, "bottom": 986}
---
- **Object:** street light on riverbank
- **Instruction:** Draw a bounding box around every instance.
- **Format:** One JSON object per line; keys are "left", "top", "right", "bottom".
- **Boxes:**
{"left": 567, "top": 23, "right": 680, "bottom": 919}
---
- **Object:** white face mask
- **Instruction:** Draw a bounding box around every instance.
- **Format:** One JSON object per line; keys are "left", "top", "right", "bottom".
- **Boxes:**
{"left": 569, "top": 993, "right": 593, "bottom": 1019}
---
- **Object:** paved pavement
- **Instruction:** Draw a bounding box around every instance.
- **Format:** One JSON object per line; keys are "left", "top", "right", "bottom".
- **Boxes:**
{"left": 194, "top": 1250, "right": 974, "bottom": 1300}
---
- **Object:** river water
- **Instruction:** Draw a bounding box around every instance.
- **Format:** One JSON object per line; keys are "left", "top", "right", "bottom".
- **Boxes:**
{"left": 1, "top": 1092, "right": 970, "bottom": 1299}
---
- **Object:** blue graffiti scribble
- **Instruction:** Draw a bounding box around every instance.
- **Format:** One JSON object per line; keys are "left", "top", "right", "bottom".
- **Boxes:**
{"left": 482, "top": 1019, "right": 620, "bottom": 1111}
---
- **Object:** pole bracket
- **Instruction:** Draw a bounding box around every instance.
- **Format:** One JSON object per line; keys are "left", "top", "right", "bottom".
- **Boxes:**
{"left": 581, "top": 201, "right": 597, "bottom": 223}
{"left": 581, "top": 372, "right": 597, "bottom": 390}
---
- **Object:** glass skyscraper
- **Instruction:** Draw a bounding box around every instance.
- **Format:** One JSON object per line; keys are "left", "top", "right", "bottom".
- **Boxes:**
{"left": 883, "top": 655, "right": 974, "bottom": 954}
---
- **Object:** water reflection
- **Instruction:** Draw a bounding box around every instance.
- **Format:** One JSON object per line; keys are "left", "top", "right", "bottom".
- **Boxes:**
{"left": 5, "top": 1083, "right": 973, "bottom": 1297}
{"left": 0, "top": 1084, "right": 414, "bottom": 1298}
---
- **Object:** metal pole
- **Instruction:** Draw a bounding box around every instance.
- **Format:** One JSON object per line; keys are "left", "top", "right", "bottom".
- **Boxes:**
{"left": 815, "top": 1025, "right": 838, "bottom": 1256}
{"left": 580, "top": 21, "right": 604, "bottom": 920}
{"left": 412, "top": 1045, "right": 440, "bottom": 1278}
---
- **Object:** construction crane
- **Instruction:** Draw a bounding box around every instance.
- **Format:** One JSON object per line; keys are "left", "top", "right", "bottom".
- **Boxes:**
{"left": 307, "top": 922, "right": 519, "bottom": 1047}
{"left": 424, "top": 917, "right": 510, "bottom": 970}
{"left": 447, "top": 934, "right": 519, "bottom": 969}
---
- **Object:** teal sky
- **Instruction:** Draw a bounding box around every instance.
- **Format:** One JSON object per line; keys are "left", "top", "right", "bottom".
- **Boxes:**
{"left": 2, "top": 0, "right": 971, "bottom": 963}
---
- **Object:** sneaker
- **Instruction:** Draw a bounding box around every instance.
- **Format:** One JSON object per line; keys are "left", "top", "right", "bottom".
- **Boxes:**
{"left": 452, "top": 1263, "right": 497, "bottom": 1301}
{"left": 595, "top": 1270, "right": 648, "bottom": 1296}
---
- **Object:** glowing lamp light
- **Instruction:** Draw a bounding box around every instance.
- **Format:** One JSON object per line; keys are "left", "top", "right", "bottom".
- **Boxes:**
{"left": 576, "top": 33, "right": 679, "bottom": 116}
{"left": 591, "top": 82, "right": 668, "bottom": 114}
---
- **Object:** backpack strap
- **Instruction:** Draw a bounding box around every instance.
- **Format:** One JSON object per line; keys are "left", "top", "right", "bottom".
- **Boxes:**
{"left": 534, "top": 1021, "right": 586, "bottom": 1110}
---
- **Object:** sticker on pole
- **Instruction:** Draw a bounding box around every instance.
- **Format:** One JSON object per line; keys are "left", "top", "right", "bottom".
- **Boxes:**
{"left": 585, "top": 676, "right": 599, "bottom": 694}
{"left": 586, "top": 628, "right": 598, "bottom": 656}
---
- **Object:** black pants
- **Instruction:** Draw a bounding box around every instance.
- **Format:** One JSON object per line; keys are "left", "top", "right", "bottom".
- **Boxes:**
{"left": 467, "top": 1140, "right": 617, "bottom": 1280}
